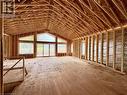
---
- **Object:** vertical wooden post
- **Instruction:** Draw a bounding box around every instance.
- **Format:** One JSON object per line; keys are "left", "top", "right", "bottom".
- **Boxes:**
{"left": 96, "top": 35, "right": 98, "bottom": 63}
{"left": 73, "top": 41, "right": 75, "bottom": 56}
{"left": 78, "top": 39, "right": 79, "bottom": 58}
{"left": 89, "top": 37, "right": 91, "bottom": 61}
{"left": 0, "top": 9, "right": 4, "bottom": 94}
{"left": 84, "top": 38, "right": 85, "bottom": 59}
{"left": 23, "top": 57, "right": 25, "bottom": 80}
{"left": 68, "top": 41, "right": 71, "bottom": 56}
{"left": 76, "top": 40, "right": 77, "bottom": 57}
{"left": 79, "top": 39, "right": 81, "bottom": 59}
{"left": 92, "top": 35, "right": 94, "bottom": 61}
{"left": 106, "top": 32, "right": 109, "bottom": 66}
{"left": 88, "top": 37, "right": 90, "bottom": 60}
{"left": 43, "top": 44, "right": 44, "bottom": 56}
{"left": 75, "top": 40, "right": 76, "bottom": 57}
{"left": 121, "top": 27, "right": 124, "bottom": 73}
{"left": 85, "top": 37, "right": 88, "bottom": 60}
{"left": 101, "top": 33, "right": 103, "bottom": 64}
{"left": 87, "top": 37, "right": 89, "bottom": 60}
{"left": 80, "top": 39, "right": 82, "bottom": 59}
{"left": 34, "top": 32, "right": 37, "bottom": 57}
{"left": 79, "top": 39, "right": 80, "bottom": 58}
{"left": 113, "top": 30, "right": 116, "bottom": 69}
{"left": 49, "top": 44, "right": 50, "bottom": 56}
{"left": 55, "top": 37, "right": 58, "bottom": 56}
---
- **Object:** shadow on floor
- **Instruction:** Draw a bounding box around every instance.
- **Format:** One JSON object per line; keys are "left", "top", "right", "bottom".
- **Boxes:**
{"left": 4, "top": 81, "right": 23, "bottom": 95}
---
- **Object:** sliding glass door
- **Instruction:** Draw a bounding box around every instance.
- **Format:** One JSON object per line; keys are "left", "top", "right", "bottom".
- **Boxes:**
{"left": 50, "top": 44, "right": 55, "bottom": 56}
{"left": 37, "top": 44, "right": 44, "bottom": 56}
{"left": 43, "top": 44, "right": 49, "bottom": 56}
{"left": 37, "top": 43, "right": 55, "bottom": 57}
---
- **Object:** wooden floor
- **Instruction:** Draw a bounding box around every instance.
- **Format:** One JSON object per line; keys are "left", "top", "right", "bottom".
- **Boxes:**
{"left": 5, "top": 57, "right": 127, "bottom": 95}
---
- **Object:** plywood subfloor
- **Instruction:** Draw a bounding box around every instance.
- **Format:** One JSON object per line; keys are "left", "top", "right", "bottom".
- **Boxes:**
{"left": 4, "top": 60, "right": 24, "bottom": 83}
{"left": 8, "top": 57, "right": 127, "bottom": 95}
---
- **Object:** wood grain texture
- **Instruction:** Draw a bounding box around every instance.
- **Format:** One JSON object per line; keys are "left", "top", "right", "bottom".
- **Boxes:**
{"left": 6, "top": 56, "right": 127, "bottom": 95}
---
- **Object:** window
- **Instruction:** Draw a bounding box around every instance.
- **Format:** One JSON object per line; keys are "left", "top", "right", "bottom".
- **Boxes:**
{"left": 19, "top": 35, "right": 34, "bottom": 54}
{"left": 37, "top": 33, "right": 55, "bottom": 42}
{"left": 81, "top": 41, "right": 85, "bottom": 55}
{"left": 57, "top": 37, "right": 67, "bottom": 53}
{"left": 58, "top": 44, "right": 67, "bottom": 53}
{"left": 19, "top": 42, "right": 34, "bottom": 54}
{"left": 58, "top": 37, "right": 67, "bottom": 43}
{"left": 71, "top": 43, "right": 73, "bottom": 53}
{"left": 43, "top": 44, "right": 49, "bottom": 56}
{"left": 50, "top": 44, "right": 55, "bottom": 56}
{"left": 37, "top": 44, "right": 44, "bottom": 56}
{"left": 37, "top": 44, "right": 55, "bottom": 57}
{"left": 19, "top": 35, "right": 34, "bottom": 41}
{"left": 18, "top": 33, "right": 68, "bottom": 56}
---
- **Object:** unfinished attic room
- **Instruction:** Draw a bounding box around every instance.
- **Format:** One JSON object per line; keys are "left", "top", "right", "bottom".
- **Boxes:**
{"left": 1, "top": 0, "right": 127, "bottom": 95}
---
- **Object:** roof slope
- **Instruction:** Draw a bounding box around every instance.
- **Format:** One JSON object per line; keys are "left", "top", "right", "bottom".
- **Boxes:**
{"left": 4, "top": 0, "right": 127, "bottom": 40}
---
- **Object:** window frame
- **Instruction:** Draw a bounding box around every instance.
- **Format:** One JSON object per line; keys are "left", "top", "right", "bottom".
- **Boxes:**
{"left": 57, "top": 43, "right": 67, "bottom": 53}
{"left": 18, "top": 35, "right": 34, "bottom": 55}
{"left": 18, "top": 32, "right": 68, "bottom": 56}
{"left": 18, "top": 42, "right": 34, "bottom": 55}
{"left": 37, "top": 33, "right": 56, "bottom": 42}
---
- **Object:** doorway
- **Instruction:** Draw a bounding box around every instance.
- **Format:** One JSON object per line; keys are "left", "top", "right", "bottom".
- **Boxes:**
{"left": 37, "top": 43, "right": 55, "bottom": 57}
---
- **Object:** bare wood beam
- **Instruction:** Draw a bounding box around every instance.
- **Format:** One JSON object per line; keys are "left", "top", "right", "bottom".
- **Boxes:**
{"left": 54, "top": 0, "right": 99, "bottom": 33}
{"left": 121, "top": 27, "right": 124, "bottom": 73}
{"left": 73, "top": 24, "right": 127, "bottom": 40}
{"left": 34, "top": 32, "right": 37, "bottom": 57}
{"left": 85, "top": 37, "right": 88, "bottom": 60}
{"left": 106, "top": 31, "right": 109, "bottom": 66}
{"left": 63, "top": 0, "right": 100, "bottom": 32}
{"left": 113, "top": 30, "right": 116, "bottom": 69}
{"left": 93, "top": 0, "right": 120, "bottom": 25}
{"left": 0, "top": 11, "right": 4, "bottom": 95}
{"left": 79, "top": 0, "right": 112, "bottom": 28}
{"left": 92, "top": 35, "right": 94, "bottom": 61}
{"left": 6, "top": 8, "right": 88, "bottom": 36}
{"left": 100, "top": 33, "right": 103, "bottom": 64}
{"left": 112, "top": 0, "right": 127, "bottom": 19}
{"left": 104, "top": 0, "right": 121, "bottom": 24}
{"left": 96, "top": 35, "right": 98, "bottom": 63}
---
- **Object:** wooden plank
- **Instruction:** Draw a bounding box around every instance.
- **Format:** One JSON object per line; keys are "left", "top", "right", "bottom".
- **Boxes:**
{"left": 34, "top": 32, "right": 37, "bottom": 57}
{"left": 113, "top": 30, "right": 116, "bottom": 69}
{"left": 78, "top": 40, "right": 79, "bottom": 58}
{"left": 78, "top": 39, "right": 80, "bottom": 58}
{"left": 83, "top": 38, "right": 85, "bottom": 59}
{"left": 77, "top": 40, "right": 79, "bottom": 56}
{"left": 106, "top": 32, "right": 109, "bottom": 66}
{"left": 96, "top": 35, "right": 98, "bottom": 63}
{"left": 73, "top": 41, "right": 75, "bottom": 56}
{"left": 92, "top": 36, "right": 94, "bottom": 61}
{"left": 85, "top": 37, "right": 88, "bottom": 60}
{"left": 88, "top": 36, "right": 91, "bottom": 60}
{"left": 55, "top": 37, "right": 58, "bottom": 56}
{"left": 101, "top": 33, "right": 103, "bottom": 64}
{"left": 0, "top": 12, "right": 4, "bottom": 94}
{"left": 10, "top": 57, "right": 127, "bottom": 95}
{"left": 23, "top": 57, "right": 25, "bottom": 80}
{"left": 79, "top": 39, "right": 81, "bottom": 59}
{"left": 3, "top": 67, "right": 23, "bottom": 71}
{"left": 121, "top": 27, "right": 124, "bottom": 73}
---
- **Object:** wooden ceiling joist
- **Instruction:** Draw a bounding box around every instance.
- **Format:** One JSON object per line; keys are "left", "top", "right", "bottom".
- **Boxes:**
{"left": 4, "top": 0, "right": 127, "bottom": 40}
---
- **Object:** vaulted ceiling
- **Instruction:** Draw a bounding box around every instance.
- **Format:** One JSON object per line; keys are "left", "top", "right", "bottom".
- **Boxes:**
{"left": 4, "top": 0, "right": 127, "bottom": 40}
